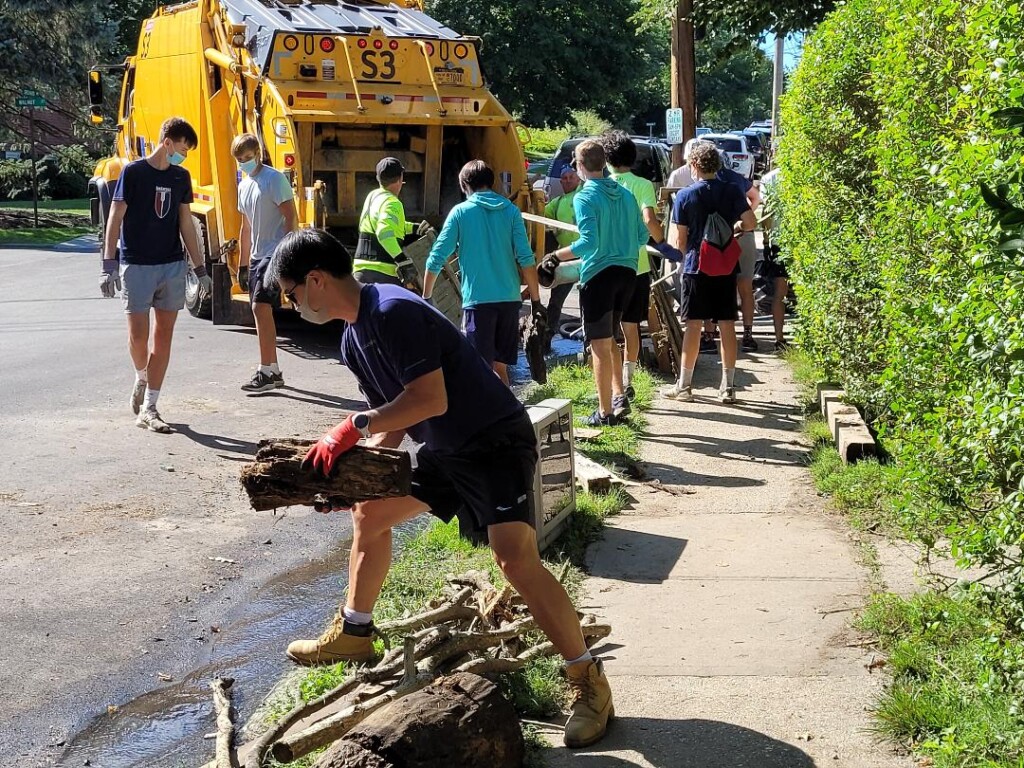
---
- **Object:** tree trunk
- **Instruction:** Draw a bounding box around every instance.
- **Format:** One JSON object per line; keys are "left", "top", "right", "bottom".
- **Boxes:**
{"left": 312, "top": 673, "right": 524, "bottom": 768}
{"left": 239, "top": 439, "right": 412, "bottom": 511}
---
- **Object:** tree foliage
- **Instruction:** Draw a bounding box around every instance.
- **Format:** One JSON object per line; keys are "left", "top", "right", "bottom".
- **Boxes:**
{"left": 697, "top": 31, "right": 772, "bottom": 129}
{"left": 779, "top": 0, "right": 1024, "bottom": 632}
{"left": 636, "top": 0, "right": 835, "bottom": 37}
{"left": 426, "top": 0, "right": 666, "bottom": 127}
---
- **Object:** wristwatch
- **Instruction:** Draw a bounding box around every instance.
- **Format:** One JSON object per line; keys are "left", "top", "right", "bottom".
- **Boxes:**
{"left": 352, "top": 412, "right": 372, "bottom": 438}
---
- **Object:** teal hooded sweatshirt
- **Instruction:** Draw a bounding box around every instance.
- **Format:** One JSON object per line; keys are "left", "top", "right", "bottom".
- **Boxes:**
{"left": 427, "top": 191, "right": 535, "bottom": 307}
{"left": 570, "top": 177, "right": 647, "bottom": 285}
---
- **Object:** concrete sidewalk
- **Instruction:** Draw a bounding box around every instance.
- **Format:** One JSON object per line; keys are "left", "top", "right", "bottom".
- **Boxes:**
{"left": 543, "top": 333, "right": 913, "bottom": 768}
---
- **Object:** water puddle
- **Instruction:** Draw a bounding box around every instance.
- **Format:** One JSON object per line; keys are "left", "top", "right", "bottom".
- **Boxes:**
{"left": 59, "top": 538, "right": 359, "bottom": 767}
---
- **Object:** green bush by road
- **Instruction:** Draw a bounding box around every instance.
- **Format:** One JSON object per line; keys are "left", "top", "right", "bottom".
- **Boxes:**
{"left": 780, "top": 1, "right": 1024, "bottom": 763}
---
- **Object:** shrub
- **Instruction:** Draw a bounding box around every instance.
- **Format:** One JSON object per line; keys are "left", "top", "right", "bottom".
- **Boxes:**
{"left": 779, "top": 0, "right": 1024, "bottom": 611}
{"left": 0, "top": 143, "right": 94, "bottom": 200}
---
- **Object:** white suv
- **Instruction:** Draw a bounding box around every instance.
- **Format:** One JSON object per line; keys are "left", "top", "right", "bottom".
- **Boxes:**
{"left": 700, "top": 133, "right": 755, "bottom": 180}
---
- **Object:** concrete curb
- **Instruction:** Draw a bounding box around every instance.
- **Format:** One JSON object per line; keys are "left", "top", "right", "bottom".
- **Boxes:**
{"left": 819, "top": 385, "right": 877, "bottom": 463}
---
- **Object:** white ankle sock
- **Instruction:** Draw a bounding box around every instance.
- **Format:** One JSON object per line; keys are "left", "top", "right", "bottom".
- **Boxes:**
{"left": 135, "top": 368, "right": 148, "bottom": 384}
{"left": 259, "top": 363, "right": 280, "bottom": 376}
{"left": 143, "top": 388, "right": 160, "bottom": 412}
{"left": 623, "top": 361, "right": 635, "bottom": 389}
{"left": 343, "top": 606, "right": 373, "bottom": 625}
{"left": 722, "top": 367, "right": 736, "bottom": 389}
{"left": 564, "top": 650, "right": 593, "bottom": 667}
{"left": 678, "top": 367, "right": 694, "bottom": 389}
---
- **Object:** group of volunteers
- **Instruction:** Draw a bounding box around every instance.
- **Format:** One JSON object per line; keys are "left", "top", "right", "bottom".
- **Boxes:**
{"left": 96, "top": 115, "right": 785, "bottom": 751}
{"left": 97, "top": 115, "right": 614, "bottom": 749}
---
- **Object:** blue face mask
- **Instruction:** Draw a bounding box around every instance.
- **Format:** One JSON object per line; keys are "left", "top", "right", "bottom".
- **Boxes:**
{"left": 238, "top": 158, "right": 258, "bottom": 175}
{"left": 168, "top": 149, "right": 186, "bottom": 166}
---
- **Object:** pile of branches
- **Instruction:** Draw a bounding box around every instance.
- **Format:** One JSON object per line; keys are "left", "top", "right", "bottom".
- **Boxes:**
{"left": 205, "top": 569, "right": 610, "bottom": 768}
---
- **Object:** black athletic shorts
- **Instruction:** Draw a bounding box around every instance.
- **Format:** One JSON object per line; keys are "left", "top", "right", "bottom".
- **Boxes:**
{"left": 463, "top": 301, "right": 521, "bottom": 366}
{"left": 411, "top": 412, "right": 537, "bottom": 530}
{"left": 679, "top": 272, "right": 738, "bottom": 322}
{"left": 764, "top": 244, "right": 790, "bottom": 281}
{"left": 621, "top": 271, "right": 651, "bottom": 324}
{"left": 579, "top": 265, "right": 636, "bottom": 342}
{"left": 249, "top": 258, "right": 281, "bottom": 306}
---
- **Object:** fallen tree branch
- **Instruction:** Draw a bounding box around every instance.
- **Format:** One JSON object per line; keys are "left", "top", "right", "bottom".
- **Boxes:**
{"left": 210, "top": 677, "right": 237, "bottom": 768}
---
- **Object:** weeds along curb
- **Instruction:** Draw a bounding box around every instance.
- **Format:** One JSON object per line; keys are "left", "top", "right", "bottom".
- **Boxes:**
{"left": 255, "top": 365, "right": 655, "bottom": 767}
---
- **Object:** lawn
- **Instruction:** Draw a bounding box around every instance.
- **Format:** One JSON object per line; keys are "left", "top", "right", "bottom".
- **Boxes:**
{"left": 0, "top": 197, "right": 90, "bottom": 214}
{"left": 0, "top": 226, "right": 93, "bottom": 246}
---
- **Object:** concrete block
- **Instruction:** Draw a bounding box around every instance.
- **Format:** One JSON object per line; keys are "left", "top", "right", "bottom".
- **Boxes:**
{"left": 817, "top": 384, "right": 845, "bottom": 418}
{"left": 825, "top": 399, "right": 877, "bottom": 464}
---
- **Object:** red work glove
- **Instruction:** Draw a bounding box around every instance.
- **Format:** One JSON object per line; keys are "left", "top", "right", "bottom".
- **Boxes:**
{"left": 302, "top": 416, "right": 361, "bottom": 477}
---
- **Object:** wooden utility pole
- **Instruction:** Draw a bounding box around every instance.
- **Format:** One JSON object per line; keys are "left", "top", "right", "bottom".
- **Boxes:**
{"left": 670, "top": 0, "right": 696, "bottom": 169}
{"left": 771, "top": 34, "right": 785, "bottom": 139}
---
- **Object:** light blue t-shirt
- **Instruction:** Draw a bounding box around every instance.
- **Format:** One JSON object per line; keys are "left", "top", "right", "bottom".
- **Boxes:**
{"left": 426, "top": 191, "right": 535, "bottom": 308}
{"left": 570, "top": 178, "right": 647, "bottom": 285}
{"left": 237, "top": 165, "right": 293, "bottom": 262}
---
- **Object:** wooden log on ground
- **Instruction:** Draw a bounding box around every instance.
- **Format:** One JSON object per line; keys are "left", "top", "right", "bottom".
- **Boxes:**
{"left": 210, "top": 677, "right": 238, "bottom": 768}
{"left": 239, "top": 439, "right": 412, "bottom": 511}
{"left": 311, "top": 673, "right": 524, "bottom": 768}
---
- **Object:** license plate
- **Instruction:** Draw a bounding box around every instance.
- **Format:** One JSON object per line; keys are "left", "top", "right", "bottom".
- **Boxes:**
{"left": 434, "top": 69, "right": 463, "bottom": 86}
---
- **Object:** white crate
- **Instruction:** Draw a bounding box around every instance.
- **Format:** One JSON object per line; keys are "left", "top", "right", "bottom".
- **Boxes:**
{"left": 526, "top": 398, "right": 576, "bottom": 552}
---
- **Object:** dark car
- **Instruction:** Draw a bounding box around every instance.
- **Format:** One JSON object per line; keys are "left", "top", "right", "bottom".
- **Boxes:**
{"left": 542, "top": 136, "right": 671, "bottom": 199}
{"left": 731, "top": 130, "right": 768, "bottom": 175}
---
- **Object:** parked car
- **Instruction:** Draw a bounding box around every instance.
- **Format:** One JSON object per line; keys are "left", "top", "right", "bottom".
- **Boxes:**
{"left": 543, "top": 136, "right": 672, "bottom": 198}
{"left": 730, "top": 129, "right": 768, "bottom": 175}
{"left": 682, "top": 138, "right": 741, "bottom": 174}
{"left": 696, "top": 126, "right": 712, "bottom": 136}
{"left": 700, "top": 133, "right": 755, "bottom": 179}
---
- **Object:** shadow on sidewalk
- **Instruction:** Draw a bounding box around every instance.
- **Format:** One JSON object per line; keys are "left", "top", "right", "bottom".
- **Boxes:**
{"left": 586, "top": 526, "right": 688, "bottom": 583}
{"left": 552, "top": 717, "right": 817, "bottom": 767}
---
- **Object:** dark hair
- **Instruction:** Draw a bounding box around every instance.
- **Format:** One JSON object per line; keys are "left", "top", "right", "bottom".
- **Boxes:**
{"left": 159, "top": 117, "right": 199, "bottom": 149}
{"left": 602, "top": 130, "right": 636, "bottom": 169}
{"left": 458, "top": 160, "right": 494, "bottom": 192}
{"left": 264, "top": 229, "right": 353, "bottom": 290}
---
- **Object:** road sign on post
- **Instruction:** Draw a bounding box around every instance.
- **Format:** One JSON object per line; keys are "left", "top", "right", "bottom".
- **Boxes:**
{"left": 16, "top": 96, "right": 46, "bottom": 108}
{"left": 666, "top": 108, "right": 684, "bottom": 146}
{"left": 16, "top": 92, "right": 44, "bottom": 227}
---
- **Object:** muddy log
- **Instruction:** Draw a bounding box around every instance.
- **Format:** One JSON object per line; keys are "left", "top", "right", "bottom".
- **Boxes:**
{"left": 240, "top": 439, "right": 411, "bottom": 511}
{"left": 311, "top": 673, "right": 523, "bottom": 768}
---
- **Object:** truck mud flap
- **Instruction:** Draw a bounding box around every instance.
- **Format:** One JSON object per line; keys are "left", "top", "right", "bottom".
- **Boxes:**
{"left": 211, "top": 263, "right": 255, "bottom": 327}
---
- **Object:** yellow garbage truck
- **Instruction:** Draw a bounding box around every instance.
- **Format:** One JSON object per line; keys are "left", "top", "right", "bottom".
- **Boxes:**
{"left": 88, "top": 0, "right": 536, "bottom": 323}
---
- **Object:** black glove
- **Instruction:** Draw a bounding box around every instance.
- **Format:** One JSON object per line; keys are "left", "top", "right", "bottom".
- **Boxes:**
{"left": 395, "top": 258, "right": 421, "bottom": 291}
{"left": 537, "top": 253, "right": 561, "bottom": 288}
{"left": 530, "top": 300, "right": 547, "bottom": 325}
{"left": 237, "top": 265, "right": 250, "bottom": 293}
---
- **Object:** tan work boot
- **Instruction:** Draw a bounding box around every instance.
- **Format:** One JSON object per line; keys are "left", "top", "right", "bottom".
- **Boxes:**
{"left": 286, "top": 615, "right": 378, "bottom": 666}
{"left": 564, "top": 658, "right": 614, "bottom": 748}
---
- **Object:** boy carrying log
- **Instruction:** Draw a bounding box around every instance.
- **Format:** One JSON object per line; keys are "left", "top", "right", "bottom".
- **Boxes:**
{"left": 265, "top": 229, "right": 614, "bottom": 748}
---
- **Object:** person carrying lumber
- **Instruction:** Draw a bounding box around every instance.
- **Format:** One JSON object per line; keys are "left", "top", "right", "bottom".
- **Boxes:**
{"left": 423, "top": 160, "right": 545, "bottom": 385}
{"left": 352, "top": 157, "right": 432, "bottom": 289}
{"left": 265, "top": 228, "right": 614, "bottom": 748}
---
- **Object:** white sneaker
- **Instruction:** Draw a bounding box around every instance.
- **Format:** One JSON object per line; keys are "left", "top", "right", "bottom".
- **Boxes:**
{"left": 661, "top": 384, "right": 693, "bottom": 402}
{"left": 130, "top": 380, "right": 146, "bottom": 415}
{"left": 137, "top": 409, "right": 172, "bottom": 433}
{"left": 720, "top": 386, "right": 737, "bottom": 404}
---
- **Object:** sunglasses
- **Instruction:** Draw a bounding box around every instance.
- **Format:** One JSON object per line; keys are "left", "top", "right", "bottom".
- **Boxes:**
{"left": 285, "top": 273, "right": 311, "bottom": 306}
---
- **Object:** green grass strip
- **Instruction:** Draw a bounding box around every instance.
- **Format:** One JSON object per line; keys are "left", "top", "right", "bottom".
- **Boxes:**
{"left": 0, "top": 226, "right": 92, "bottom": 246}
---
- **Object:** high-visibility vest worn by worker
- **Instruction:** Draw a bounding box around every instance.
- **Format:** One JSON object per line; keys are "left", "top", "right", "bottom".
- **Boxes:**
{"left": 354, "top": 187, "right": 414, "bottom": 278}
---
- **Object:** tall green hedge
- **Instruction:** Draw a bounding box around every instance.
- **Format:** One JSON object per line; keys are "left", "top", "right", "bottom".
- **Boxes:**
{"left": 779, "top": 0, "right": 1024, "bottom": 604}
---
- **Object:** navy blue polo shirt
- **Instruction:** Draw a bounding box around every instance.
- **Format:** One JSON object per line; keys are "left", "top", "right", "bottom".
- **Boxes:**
{"left": 671, "top": 178, "right": 749, "bottom": 274}
{"left": 112, "top": 159, "right": 194, "bottom": 265}
{"left": 340, "top": 284, "right": 524, "bottom": 453}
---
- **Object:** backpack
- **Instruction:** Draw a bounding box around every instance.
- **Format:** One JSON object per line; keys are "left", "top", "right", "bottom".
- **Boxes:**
{"left": 697, "top": 186, "right": 741, "bottom": 276}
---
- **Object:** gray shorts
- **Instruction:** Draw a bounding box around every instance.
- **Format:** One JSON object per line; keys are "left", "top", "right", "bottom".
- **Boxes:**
{"left": 121, "top": 261, "right": 187, "bottom": 314}
{"left": 738, "top": 232, "right": 757, "bottom": 281}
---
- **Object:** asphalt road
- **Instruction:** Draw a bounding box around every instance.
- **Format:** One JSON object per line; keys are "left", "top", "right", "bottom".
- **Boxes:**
{"left": 0, "top": 237, "right": 369, "bottom": 766}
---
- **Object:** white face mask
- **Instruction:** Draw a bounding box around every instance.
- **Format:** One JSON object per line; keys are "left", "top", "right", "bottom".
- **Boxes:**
{"left": 298, "top": 302, "right": 331, "bottom": 325}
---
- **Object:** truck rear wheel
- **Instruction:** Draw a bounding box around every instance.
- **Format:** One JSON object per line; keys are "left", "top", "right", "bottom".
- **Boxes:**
{"left": 185, "top": 215, "right": 212, "bottom": 319}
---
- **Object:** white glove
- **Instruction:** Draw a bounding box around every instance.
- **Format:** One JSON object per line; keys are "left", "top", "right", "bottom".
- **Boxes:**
{"left": 416, "top": 220, "right": 435, "bottom": 237}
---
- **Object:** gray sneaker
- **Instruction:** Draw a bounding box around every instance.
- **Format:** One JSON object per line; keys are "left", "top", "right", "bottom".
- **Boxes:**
{"left": 242, "top": 369, "right": 284, "bottom": 393}
{"left": 137, "top": 409, "right": 172, "bottom": 433}
{"left": 612, "top": 394, "right": 631, "bottom": 418}
{"left": 720, "top": 386, "right": 737, "bottom": 404}
{"left": 662, "top": 384, "right": 694, "bottom": 402}
{"left": 130, "top": 379, "right": 146, "bottom": 415}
